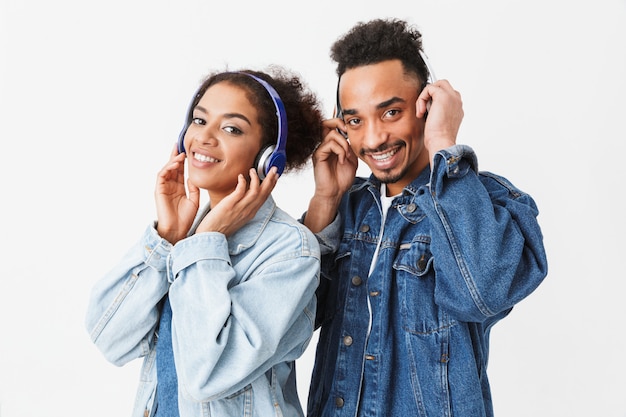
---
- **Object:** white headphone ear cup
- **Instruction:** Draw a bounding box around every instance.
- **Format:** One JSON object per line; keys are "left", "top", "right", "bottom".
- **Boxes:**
{"left": 254, "top": 145, "right": 275, "bottom": 179}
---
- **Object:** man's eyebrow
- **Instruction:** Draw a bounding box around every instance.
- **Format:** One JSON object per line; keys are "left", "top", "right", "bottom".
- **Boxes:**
{"left": 377, "top": 96, "right": 406, "bottom": 109}
{"left": 194, "top": 105, "right": 252, "bottom": 125}
{"left": 342, "top": 96, "right": 406, "bottom": 116}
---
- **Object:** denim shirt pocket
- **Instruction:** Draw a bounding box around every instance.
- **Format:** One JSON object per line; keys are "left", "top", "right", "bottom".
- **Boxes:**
{"left": 392, "top": 237, "right": 446, "bottom": 335}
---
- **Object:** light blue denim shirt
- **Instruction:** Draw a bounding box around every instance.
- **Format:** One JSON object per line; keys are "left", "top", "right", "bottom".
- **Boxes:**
{"left": 306, "top": 145, "right": 548, "bottom": 417}
{"left": 86, "top": 195, "right": 320, "bottom": 417}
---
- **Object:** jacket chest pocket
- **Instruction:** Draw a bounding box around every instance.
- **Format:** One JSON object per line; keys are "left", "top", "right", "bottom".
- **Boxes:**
{"left": 393, "top": 238, "right": 448, "bottom": 335}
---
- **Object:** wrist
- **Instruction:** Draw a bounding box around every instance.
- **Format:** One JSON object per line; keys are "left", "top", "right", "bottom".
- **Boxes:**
{"left": 305, "top": 195, "right": 342, "bottom": 233}
{"left": 156, "top": 223, "right": 183, "bottom": 245}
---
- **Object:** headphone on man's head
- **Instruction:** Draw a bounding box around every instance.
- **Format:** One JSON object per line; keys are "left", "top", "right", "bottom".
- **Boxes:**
{"left": 177, "top": 72, "right": 288, "bottom": 180}
{"left": 418, "top": 50, "right": 437, "bottom": 86}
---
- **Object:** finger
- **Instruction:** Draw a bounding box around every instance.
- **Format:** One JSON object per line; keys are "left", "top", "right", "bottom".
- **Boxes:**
{"left": 322, "top": 117, "right": 347, "bottom": 133}
{"left": 157, "top": 161, "right": 180, "bottom": 182}
{"left": 234, "top": 173, "right": 248, "bottom": 196}
{"left": 259, "top": 166, "right": 279, "bottom": 194}
{"left": 321, "top": 130, "right": 352, "bottom": 151}
{"left": 316, "top": 136, "right": 352, "bottom": 164}
{"left": 248, "top": 168, "right": 261, "bottom": 192}
{"left": 173, "top": 150, "right": 186, "bottom": 163}
{"left": 346, "top": 145, "right": 359, "bottom": 166}
{"left": 417, "top": 84, "right": 434, "bottom": 118}
{"left": 160, "top": 151, "right": 185, "bottom": 174}
{"left": 435, "top": 79, "right": 452, "bottom": 90}
{"left": 187, "top": 179, "right": 200, "bottom": 206}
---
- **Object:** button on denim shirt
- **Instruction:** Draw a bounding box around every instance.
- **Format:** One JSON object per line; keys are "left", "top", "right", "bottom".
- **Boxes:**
{"left": 86, "top": 196, "right": 320, "bottom": 417}
{"left": 307, "top": 145, "right": 548, "bottom": 417}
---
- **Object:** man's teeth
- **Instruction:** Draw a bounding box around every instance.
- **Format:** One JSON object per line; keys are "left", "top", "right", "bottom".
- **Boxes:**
{"left": 194, "top": 153, "right": 219, "bottom": 163}
{"left": 371, "top": 148, "right": 397, "bottom": 161}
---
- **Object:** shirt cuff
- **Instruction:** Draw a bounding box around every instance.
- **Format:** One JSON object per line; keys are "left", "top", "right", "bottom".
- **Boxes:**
{"left": 432, "top": 144, "right": 478, "bottom": 178}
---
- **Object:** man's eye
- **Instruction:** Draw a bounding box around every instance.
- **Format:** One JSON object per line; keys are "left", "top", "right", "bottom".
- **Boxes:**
{"left": 385, "top": 109, "right": 400, "bottom": 118}
{"left": 347, "top": 118, "right": 361, "bottom": 127}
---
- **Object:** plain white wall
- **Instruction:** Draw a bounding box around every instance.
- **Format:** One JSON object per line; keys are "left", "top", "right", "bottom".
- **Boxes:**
{"left": 1, "top": 0, "right": 625, "bottom": 415}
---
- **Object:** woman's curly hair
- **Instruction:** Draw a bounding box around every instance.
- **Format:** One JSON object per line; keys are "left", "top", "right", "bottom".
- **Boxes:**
{"left": 192, "top": 66, "right": 323, "bottom": 173}
{"left": 331, "top": 18, "right": 429, "bottom": 87}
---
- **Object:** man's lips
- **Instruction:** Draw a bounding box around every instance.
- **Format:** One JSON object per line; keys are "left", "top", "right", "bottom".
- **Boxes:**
{"left": 368, "top": 146, "right": 400, "bottom": 162}
{"left": 362, "top": 144, "right": 403, "bottom": 163}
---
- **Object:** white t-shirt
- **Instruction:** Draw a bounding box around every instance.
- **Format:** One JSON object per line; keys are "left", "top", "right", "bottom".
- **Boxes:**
{"left": 368, "top": 183, "right": 400, "bottom": 276}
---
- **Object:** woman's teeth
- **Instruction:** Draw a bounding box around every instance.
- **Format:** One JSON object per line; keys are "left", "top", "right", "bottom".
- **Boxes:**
{"left": 194, "top": 153, "right": 219, "bottom": 163}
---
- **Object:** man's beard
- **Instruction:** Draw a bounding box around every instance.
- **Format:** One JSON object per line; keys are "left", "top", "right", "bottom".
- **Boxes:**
{"left": 361, "top": 141, "right": 408, "bottom": 185}
{"left": 372, "top": 165, "right": 409, "bottom": 185}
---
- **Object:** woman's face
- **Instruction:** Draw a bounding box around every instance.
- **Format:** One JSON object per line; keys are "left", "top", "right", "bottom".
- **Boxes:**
{"left": 183, "top": 81, "right": 264, "bottom": 201}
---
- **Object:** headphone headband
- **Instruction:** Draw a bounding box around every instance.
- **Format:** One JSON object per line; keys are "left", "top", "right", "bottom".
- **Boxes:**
{"left": 242, "top": 73, "right": 288, "bottom": 178}
{"left": 177, "top": 72, "right": 288, "bottom": 179}
{"left": 418, "top": 50, "right": 437, "bottom": 84}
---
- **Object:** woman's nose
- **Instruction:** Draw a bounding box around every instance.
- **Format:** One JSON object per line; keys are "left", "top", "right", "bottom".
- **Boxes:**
{"left": 193, "top": 127, "right": 218, "bottom": 146}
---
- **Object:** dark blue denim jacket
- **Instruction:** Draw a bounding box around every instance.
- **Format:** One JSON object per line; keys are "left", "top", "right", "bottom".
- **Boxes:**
{"left": 307, "top": 145, "right": 548, "bottom": 417}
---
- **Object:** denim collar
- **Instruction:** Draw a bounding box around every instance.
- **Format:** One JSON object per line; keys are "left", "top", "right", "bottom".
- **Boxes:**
{"left": 352, "top": 165, "right": 431, "bottom": 199}
{"left": 190, "top": 195, "right": 277, "bottom": 255}
{"left": 350, "top": 167, "right": 431, "bottom": 224}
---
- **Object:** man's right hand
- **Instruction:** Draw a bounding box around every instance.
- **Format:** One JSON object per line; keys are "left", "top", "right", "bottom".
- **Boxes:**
{"left": 304, "top": 118, "right": 358, "bottom": 233}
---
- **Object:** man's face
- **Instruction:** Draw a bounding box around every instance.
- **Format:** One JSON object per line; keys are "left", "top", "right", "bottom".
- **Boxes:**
{"left": 339, "top": 59, "right": 429, "bottom": 196}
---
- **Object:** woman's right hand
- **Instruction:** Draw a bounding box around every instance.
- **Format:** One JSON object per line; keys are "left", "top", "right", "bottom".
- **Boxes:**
{"left": 155, "top": 144, "right": 200, "bottom": 244}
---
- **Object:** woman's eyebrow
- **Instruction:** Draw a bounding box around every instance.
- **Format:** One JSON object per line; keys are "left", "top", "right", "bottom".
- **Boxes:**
{"left": 194, "top": 105, "right": 252, "bottom": 126}
{"left": 223, "top": 113, "right": 252, "bottom": 126}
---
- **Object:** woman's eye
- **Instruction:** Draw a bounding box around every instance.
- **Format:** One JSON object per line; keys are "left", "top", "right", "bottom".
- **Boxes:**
{"left": 192, "top": 117, "right": 205, "bottom": 126}
{"left": 223, "top": 126, "right": 243, "bottom": 135}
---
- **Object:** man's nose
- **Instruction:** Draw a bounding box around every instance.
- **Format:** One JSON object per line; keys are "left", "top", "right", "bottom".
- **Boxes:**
{"left": 361, "top": 120, "right": 387, "bottom": 151}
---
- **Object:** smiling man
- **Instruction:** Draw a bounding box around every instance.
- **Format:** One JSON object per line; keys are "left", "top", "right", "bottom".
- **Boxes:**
{"left": 303, "top": 18, "right": 548, "bottom": 417}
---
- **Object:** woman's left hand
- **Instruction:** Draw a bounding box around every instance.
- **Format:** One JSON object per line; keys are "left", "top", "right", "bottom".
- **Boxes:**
{"left": 196, "top": 167, "right": 279, "bottom": 237}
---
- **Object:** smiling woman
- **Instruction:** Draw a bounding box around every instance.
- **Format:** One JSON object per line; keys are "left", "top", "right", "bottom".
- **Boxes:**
{"left": 84, "top": 67, "right": 324, "bottom": 417}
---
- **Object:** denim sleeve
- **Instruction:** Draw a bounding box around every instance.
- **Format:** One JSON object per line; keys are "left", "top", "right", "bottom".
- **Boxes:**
{"left": 85, "top": 224, "right": 171, "bottom": 366}
{"left": 417, "top": 145, "right": 548, "bottom": 322}
{"left": 299, "top": 210, "right": 343, "bottom": 256}
{"left": 299, "top": 211, "right": 343, "bottom": 329}
{"left": 166, "top": 230, "right": 320, "bottom": 402}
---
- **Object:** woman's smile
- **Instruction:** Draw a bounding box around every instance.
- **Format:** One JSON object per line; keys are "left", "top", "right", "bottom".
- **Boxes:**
{"left": 192, "top": 151, "right": 221, "bottom": 164}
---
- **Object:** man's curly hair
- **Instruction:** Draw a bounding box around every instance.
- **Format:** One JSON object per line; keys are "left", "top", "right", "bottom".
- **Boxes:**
{"left": 193, "top": 66, "right": 323, "bottom": 173}
{"left": 331, "top": 18, "right": 429, "bottom": 87}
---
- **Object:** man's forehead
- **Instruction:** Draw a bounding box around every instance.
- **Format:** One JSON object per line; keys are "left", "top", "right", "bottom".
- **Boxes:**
{"left": 339, "top": 62, "right": 419, "bottom": 111}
